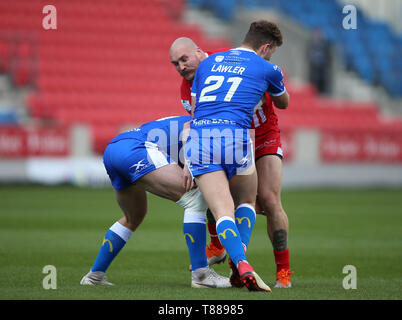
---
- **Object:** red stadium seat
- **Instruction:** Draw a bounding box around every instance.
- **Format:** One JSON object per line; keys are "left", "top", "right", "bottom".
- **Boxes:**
{"left": 0, "top": 41, "right": 11, "bottom": 72}
{"left": 4, "top": 0, "right": 401, "bottom": 155}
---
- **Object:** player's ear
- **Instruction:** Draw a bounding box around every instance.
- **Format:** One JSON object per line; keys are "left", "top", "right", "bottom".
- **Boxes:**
{"left": 195, "top": 48, "right": 205, "bottom": 61}
{"left": 256, "top": 43, "right": 269, "bottom": 57}
{"left": 261, "top": 43, "right": 271, "bottom": 55}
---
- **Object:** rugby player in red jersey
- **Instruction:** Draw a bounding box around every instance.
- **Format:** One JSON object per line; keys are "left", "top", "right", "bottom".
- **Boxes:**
{"left": 169, "top": 30, "right": 292, "bottom": 288}
{"left": 170, "top": 41, "right": 229, "bottom": 268}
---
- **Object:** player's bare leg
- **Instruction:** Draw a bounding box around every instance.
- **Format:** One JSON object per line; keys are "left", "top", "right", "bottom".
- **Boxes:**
{"left": 256, "top": 156, "right": 288, "bottom": 246}
{"left": 82, "top": 163, "right": 229, "bottom": 287}
{"left": 229, "top": 168, "right": 258, "bottom": 208}
{"left": 256, "top": 155, "right": 292, "bottom": 288}
{"left": 227, "top": 168, "right": 262, "bottom": 288}
{"left": 201, "top": 166, "right": 260, "bottom": 277}
{"left": 139, "top": 164, "right": 230, "bottom": 288}
{"left": 196, "top": 170, "right": 271, "bottom": 292}
{"left": 188, "top": 164, "right": 258, "bottom": 270}
{"left": 80, "top": 184, "right": 147, "bottom": 286}
{"left": 115, "top": 184, "right": 148, "bottom": 232}
{"left": 136, "top": 163, "right": 187, "bottom": 202}
{"left": 100, "top": 163, "right": 186, "bottom": 237}
{"left": 195, "top": 171, "right": 235, "bottom": 221}
{"left": 116, "top": 161, "right": 189, "bottom": 232}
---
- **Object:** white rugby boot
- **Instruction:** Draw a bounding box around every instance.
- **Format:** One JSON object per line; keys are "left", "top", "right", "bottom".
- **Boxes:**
{"left": 80, "top": 271, "right": 114, "bottom": 286}
{"left": 191, "top": 267, "right": 231, "bottom": 288}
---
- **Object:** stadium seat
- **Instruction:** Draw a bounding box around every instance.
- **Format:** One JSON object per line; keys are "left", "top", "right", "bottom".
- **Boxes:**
{"left": 190, "top": 0, "right": 401, "bottom": 97}
{"left": 0, "top": 41, "right": 11, "bottom": 72}
{"left": 2, "top": 0, "right": 401, "bottom": 155}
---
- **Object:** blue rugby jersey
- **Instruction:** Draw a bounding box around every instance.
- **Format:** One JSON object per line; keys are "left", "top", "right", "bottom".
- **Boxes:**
{"left": 109, "top": 115, "right": 192, "bottom": 165}
{"left": 191, "top": 48, "right": 285, "bottom": 128}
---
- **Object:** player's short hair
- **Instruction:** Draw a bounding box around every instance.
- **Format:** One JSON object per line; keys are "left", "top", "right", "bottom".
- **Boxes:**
{"left": 243, "top": 20, "right": 283, "bottom": 49}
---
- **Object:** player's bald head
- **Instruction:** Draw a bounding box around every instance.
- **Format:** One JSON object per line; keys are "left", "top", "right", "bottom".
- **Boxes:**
{"left": 169, "top": 37, "right": 198, "bottom": 54}
{"left": 169, "top": 37, "right": 206, "bottom": 81}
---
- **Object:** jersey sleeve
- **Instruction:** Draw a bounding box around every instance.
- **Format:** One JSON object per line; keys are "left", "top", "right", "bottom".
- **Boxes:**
{"left": 180, "top": 80, "right": 192, "bottom": 114}
{"left": 265, "top": 64, "right": 286, "bottom": 97}
{"left": 190, "top": 68, "right": 200, "bottom": 98}
{"left": 180, "top": 79, "right": 189, "bottom": 100}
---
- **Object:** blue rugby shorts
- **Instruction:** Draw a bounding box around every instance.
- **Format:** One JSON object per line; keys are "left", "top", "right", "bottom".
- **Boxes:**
{"left": 103, "top": 139, "right": 172, "bottom": 190}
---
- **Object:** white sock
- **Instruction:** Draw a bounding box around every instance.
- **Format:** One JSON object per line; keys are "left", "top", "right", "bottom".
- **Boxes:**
{"left": 110, "top": 221, "right": 133, "bottom": 242}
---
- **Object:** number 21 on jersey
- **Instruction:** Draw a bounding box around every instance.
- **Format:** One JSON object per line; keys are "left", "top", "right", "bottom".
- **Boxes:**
{"left": 199, "top": 75, "right": 242, "bottom": 103}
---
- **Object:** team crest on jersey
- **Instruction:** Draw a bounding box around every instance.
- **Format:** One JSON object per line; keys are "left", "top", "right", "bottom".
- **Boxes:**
{"left": 181, "top": 99, "right": 192, "bottom": 112}
{"left": 215, "top": 55, "right": 224, "bottom": 62}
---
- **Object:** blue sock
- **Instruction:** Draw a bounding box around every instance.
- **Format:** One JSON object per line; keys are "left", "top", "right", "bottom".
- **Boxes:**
{"left": 234, "top": 204, "right": 256, "bottom": 249}
{"left": 183, "top": 212, "right": 208, "bottom": 271}
{"left": 91, "top": 222, "right": 132, "bottom": 272}
{"left": 216, "top": 216, "right": 247, "bottom": 266}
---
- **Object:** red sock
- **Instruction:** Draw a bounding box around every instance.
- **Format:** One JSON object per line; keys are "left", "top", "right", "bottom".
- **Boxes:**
{"left": 207, "top": 223, "right": 223, "bottom": 249}
{"left": 273, "top": 248, "right": 290, "bottom": 273}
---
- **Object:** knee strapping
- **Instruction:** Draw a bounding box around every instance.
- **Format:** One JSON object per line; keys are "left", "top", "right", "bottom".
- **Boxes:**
{"left": 176, "top": 188, "right": 208, "bottom": 214}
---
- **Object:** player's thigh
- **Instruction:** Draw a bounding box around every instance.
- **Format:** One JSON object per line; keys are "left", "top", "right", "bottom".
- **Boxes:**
{"left": 114, "top": 184, "right": 148, "bottom": 223}
{"left": 136, "top": 163, "right": 186, "bottom": 202}
{"left": 195, "top": 170, "right": 234, "bottom": 220}
{"left": 255, "top": 154, "right": 283, "bottom": 206}
{"left": 229, "top": 168, "right": 258, "bottom": 207}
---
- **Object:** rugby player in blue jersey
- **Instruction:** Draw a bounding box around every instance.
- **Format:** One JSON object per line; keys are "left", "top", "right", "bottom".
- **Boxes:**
{"left": 184, "top": 20, "right": 289, "bottom": 292}
{"left": 80, "top": 116, "right": 231, "bottom": 289}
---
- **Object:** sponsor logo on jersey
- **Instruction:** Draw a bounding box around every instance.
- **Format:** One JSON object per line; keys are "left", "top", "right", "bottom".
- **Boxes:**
{"left": 215, "top": 55, "right": 224, "bottom": 62}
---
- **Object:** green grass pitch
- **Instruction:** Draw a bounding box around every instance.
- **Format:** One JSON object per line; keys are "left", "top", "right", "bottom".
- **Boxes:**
{"left": 0, "top": 185, "right": 401, "bottom": 300}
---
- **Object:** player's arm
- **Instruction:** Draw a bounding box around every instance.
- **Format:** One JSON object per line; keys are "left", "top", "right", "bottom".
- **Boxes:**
{"left": 183, "top": 99, "right": 196, "bottom": 191}
{"left": 271, "top": 90, "right": 289, "bottom": 109}
{"left": 191, "top": 95, "right": 196, "bottom": 117}
{"left": 190, "top": 69, "right": 199, "bottom": 117}
{"left": 181, "top": 120, "right": 194, "bottom": 192}
{"left": 267, "top": 64, "right": 289, "bottom": 109}
{"left": 180, "top": 80, "right": 193, "bottom": 115}
{"left": 183, "top": 161, "right": 194, "bottom": 192}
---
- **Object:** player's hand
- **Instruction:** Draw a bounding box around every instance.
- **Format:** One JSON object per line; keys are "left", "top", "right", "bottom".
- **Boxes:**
{"left": 183, "top": 164, "right": 194, "bottom": 192}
